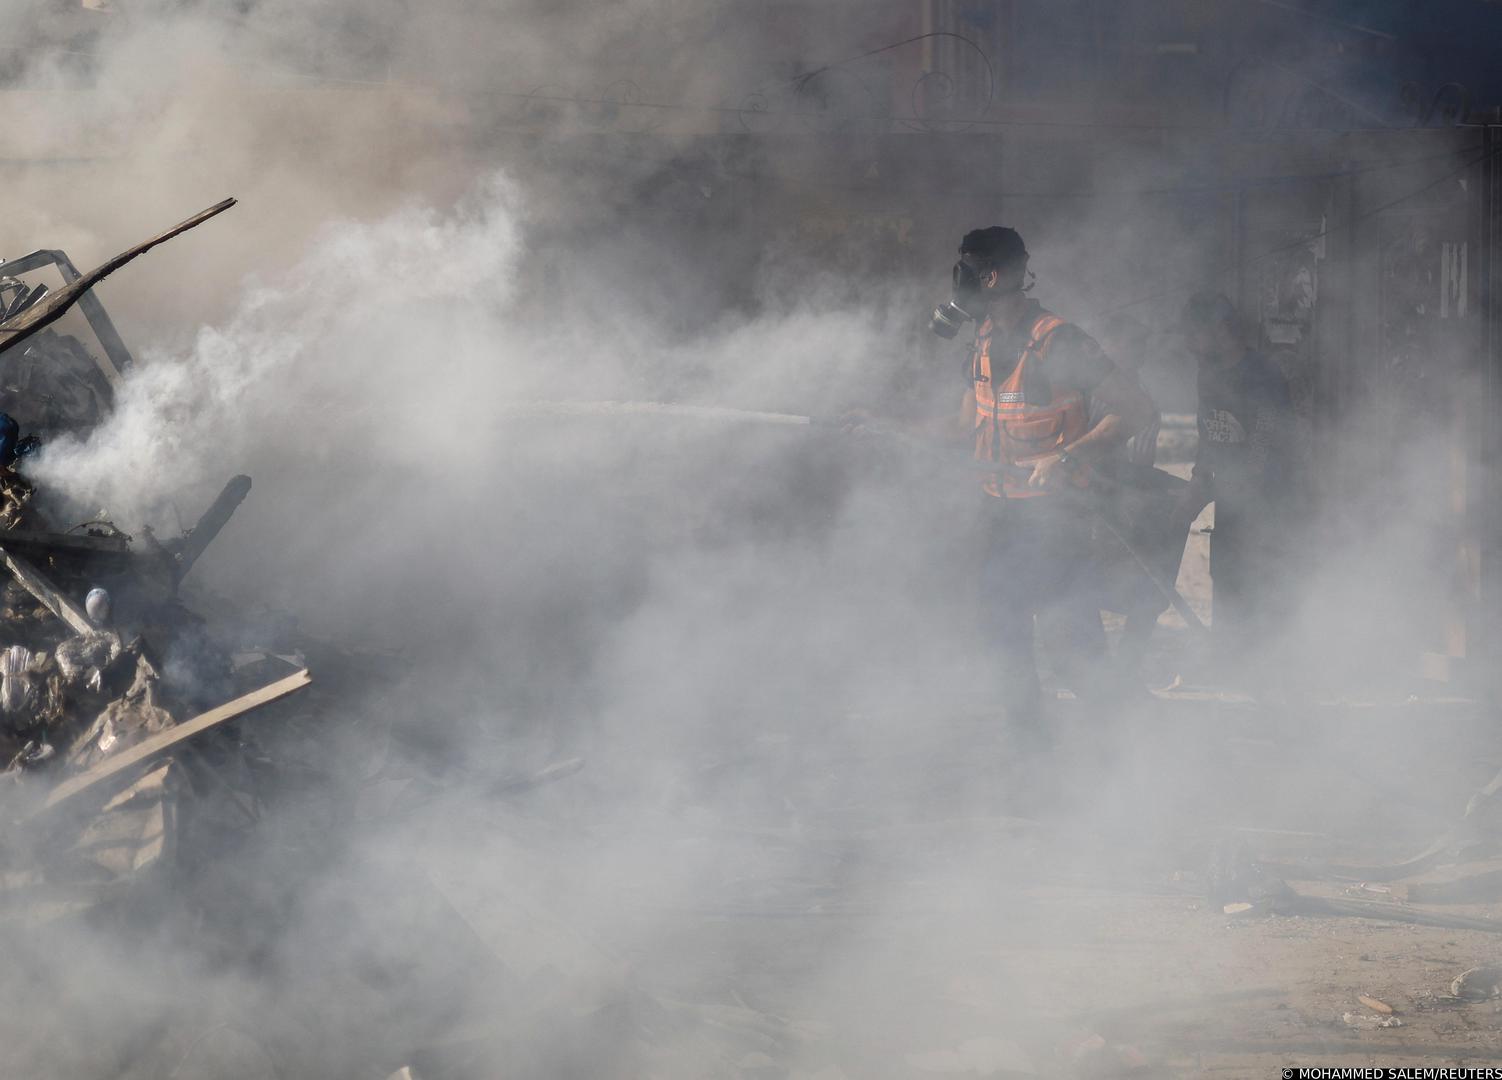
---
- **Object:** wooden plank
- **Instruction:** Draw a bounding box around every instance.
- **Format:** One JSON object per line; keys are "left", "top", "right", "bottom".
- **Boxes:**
{"left": 39, "top": 668, "right": 310, "bottom": 814}
{"left": 0, "top": 546, "right": 92, "bottom": 636}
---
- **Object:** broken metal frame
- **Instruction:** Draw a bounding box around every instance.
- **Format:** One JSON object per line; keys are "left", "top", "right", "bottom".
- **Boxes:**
{"left": 0, "top": 196, "right": 237, "bottom": 387}
{"left": 0, "top": 249, "right": 135, "bottom": 387}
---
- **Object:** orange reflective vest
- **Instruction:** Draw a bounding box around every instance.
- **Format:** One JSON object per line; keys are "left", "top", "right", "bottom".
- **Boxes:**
{"left": 971, "top": 311, "right": 1092, "bottom": 499}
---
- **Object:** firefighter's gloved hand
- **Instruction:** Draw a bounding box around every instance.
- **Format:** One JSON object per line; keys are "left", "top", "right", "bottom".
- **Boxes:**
{"left": 1027, "top": 452, "right": 1071, "bottom": 489}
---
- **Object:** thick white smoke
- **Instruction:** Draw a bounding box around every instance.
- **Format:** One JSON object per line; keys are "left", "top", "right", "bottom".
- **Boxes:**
{"left": 34, "top": 176, "right": 528, "bottom": 513}
{"left": 2, "top": 3, "right": 1494, "bottom": 1078}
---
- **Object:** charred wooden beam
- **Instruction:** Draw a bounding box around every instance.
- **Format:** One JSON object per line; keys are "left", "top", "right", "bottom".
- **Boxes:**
{"left": 173, "top": 474, "right": 251, "bottom": 582}
{"left": 0, "top": 528, "right": 129, "bottom": 558}
{"left": 0, "top": 545, "right": 94, "bottom": 637}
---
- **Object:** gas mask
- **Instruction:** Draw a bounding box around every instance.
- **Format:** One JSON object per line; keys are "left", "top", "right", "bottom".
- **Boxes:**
{"left": 929, "top": 258, "right": 988, "bottom": 340}
{"left": 930, "top": 257, "right": 1035, "bottom": 339}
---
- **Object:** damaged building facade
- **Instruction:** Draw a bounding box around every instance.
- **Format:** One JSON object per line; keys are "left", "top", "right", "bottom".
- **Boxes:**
{"left": 492, "top": 0, "right": 1502, "bottom": 695}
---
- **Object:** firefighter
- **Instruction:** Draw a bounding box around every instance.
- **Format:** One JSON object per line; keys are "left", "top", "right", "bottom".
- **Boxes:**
{"left": 931, "top": 227, "right": 1154, "bottom": 744}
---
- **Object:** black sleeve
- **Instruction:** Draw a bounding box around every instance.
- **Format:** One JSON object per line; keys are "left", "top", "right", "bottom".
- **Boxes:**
{"left": 1244, "top": 356, "right": 1295, "bottom": 483}
{"left": 1044, "top": 325, "right": 1113, "bottom": 393}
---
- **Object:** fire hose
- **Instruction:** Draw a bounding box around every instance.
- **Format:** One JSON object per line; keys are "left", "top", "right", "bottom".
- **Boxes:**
{"left": 499, "top": 400, "right": 1206, "bottom": 635}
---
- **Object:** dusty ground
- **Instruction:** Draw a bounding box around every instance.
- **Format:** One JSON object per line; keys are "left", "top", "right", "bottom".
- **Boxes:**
{"left": 314, "top": 443, "right": 1502, "bottom": 1078}
{"left": 123, "top": 623, "right": 1494, "bottom": 1078}
{"left": 540, "top": 448, "right": 1502, "bottom": 1077}
{"left": 553, "top": 689, "right": 1502, "bottom": 1079}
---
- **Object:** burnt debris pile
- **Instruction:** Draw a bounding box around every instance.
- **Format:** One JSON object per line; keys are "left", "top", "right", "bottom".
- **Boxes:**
{"left": 0, "top": 200, "right": 315, "bottom": 928}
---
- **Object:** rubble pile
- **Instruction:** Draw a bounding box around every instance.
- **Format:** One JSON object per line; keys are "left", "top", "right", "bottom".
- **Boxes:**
{"left": 0, "top": 203, "right": 632, "bottom": 1080}
{"left": 0, "top": 202, "right": 312, "bottom": 930}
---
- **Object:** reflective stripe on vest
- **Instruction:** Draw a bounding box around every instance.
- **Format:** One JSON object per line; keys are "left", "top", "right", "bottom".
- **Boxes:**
{"left": 971, "top": 312, "right": 1091, "bottom": 499}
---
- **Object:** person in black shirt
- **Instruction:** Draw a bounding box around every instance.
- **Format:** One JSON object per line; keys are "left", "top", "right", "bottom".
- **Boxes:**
{"left": 1092, "top": 315, "right": 1187, "bottom": 685}
{"left": 1177, "top": 292, "right": 1297, "bottom": 691}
